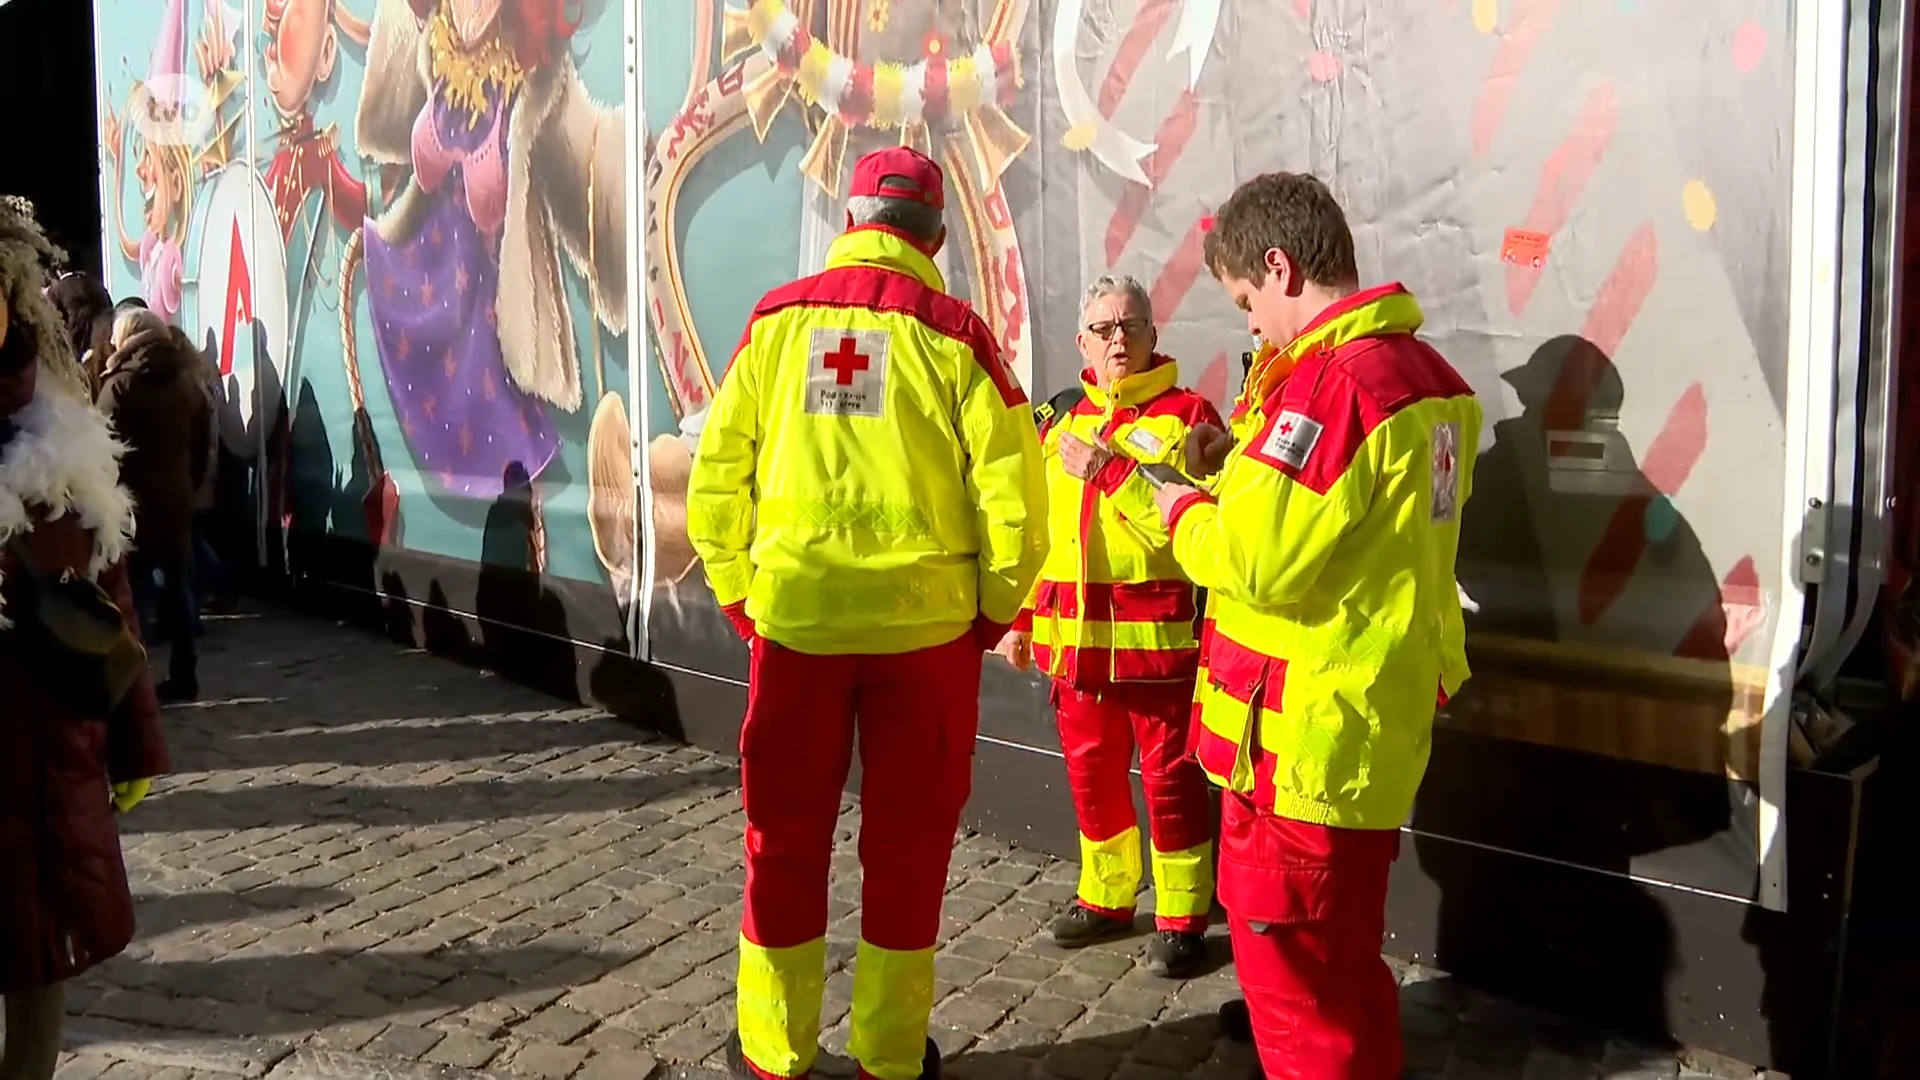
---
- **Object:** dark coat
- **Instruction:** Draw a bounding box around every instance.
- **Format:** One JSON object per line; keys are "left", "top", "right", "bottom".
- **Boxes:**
{"left": 0, "top": 507, "right": 168, "bottom": 993}
{"left": 97, "top": 328, "right": 212, "bottom": 566}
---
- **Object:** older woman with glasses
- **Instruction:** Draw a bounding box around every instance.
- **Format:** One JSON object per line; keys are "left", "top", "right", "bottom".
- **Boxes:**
{"left": 995, "top": 274, "right": 1222, "bottom": 978}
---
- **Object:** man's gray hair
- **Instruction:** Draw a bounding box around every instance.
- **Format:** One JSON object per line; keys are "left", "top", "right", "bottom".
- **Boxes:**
{"left": 847, "top": 194, "right": 944, "bottom": 245}
{"left": 1081, "top": 274, "right": 1153, "bottom": 321}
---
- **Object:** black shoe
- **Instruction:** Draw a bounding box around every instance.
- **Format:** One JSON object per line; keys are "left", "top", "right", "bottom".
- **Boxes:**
{"left": 156, "top": 678, "right": 199, "bottom": 704}
{"left": 725, "top": 1034, "right": 797, "bottom": 1079}
{"left": 1145, "top": 930, "right": 1208, "bottom": 979}
{"left": 724, "top": 1034, "right": 940, "bottom": 1079}
{"left": 1050, "top": 903, "right": 1133, "bottom": 948}
{"left": 1219, "top": 998, "right": 1253, "bottom": 1041}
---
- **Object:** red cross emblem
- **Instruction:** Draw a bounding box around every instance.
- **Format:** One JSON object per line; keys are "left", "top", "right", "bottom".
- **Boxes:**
{"left": 823, "top": 336, "right": 870, "bottom": 386}
{"left": 1278, "top": 420, "right": 1295, "bottom": 437}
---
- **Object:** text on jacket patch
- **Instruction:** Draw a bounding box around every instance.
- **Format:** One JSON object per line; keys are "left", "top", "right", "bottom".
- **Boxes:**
{"left": 1431, "top": 420, "right": 1460, "bottom": 523}
{"left": 807, "top": 328, "right": 891, "bottom": 418}
{"left": 1260, "top": 410, "right": 1323, "bottom": 470}
{"left": 1126, "top": 427, "right": 1164, "bottom": 457}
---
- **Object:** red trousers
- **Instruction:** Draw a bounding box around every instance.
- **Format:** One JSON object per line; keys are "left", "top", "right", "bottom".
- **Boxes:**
{"left": 738, "top": 634, "right": 981, "bottom": 1080}
{"left": 1219, "top": 789, "right": 1403, "bottom": 1080}
{"left": 1053, "top": 682, "right": 1214, "bottom": 930}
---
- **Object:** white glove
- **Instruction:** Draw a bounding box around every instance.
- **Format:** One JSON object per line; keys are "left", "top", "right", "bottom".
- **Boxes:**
{"left": 1456, "top": 581, "right": 1480, "bottom": 614}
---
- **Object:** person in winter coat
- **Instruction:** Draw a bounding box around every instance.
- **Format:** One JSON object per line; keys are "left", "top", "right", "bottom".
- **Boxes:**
{"left": 0, "top": 195, "right": 169, "bottom": 1080}
{"left": 95, "top": 306, "right": 212, "bottom": 701}
{"left": 42, "top": 270, "right": 113, "bottom": 373}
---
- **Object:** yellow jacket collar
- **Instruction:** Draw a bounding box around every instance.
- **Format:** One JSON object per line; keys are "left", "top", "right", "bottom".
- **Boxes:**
{"left": 825, "top": 226, "right": 947, "bottom": 292}
{"left": 1237, "top": 283, "right": 1424, "bottom": 416}
{"left": 1082, "top": 355, "right": 1181, "bottom": 411}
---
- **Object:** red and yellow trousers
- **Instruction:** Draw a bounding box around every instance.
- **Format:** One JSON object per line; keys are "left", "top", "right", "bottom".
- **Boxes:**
{"left": 1051, "top": 681, "right": 1214, "bottom": 930}
{"left": 736, "top": 633, "right": 981, "bottom": 1080}
{"left": 1219, "top": 780, "right": 1404, "bottom": 1080}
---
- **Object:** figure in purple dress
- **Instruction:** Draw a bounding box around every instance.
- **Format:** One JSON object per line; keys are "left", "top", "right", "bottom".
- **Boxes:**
{"left": 353, "top": 0, "right": 626, "bottom": 566}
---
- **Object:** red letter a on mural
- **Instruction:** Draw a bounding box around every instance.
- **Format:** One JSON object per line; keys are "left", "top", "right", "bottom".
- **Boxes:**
{"left": 219, "top": 221, "right": 253, "bottom": 377}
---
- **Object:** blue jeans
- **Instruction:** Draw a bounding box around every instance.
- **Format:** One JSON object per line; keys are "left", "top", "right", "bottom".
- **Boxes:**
{"left": 132, "top": 554, "right": 197, "bottom": 685}
{"left": 191, "top": 528, "right": 228, "bottom": 632}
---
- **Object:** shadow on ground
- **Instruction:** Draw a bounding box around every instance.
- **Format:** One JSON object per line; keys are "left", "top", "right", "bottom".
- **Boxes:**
{"left": 117, "top": 764, "right": 739, "bottom": 834}
{"left": 673, "top": 974, "right": 1680, "bottom": 1080}
{"left": 131, "top": 887, "right": 356, "bottom": 937}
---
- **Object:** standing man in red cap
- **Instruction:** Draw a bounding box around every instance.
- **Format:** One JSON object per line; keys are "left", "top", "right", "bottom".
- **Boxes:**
{"left": 687, "top": 146, "right": 1049, "bottom": 1080}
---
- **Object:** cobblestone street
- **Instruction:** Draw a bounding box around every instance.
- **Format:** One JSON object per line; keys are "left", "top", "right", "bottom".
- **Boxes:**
{"left": 5, "top": 609, "right": 1749, "bottom": 1080}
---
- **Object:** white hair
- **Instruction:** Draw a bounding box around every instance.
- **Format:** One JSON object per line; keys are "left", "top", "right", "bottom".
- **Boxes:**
{"left": 847, "top": 194, "right": 944, "bottom": 245}
{"left": 110, "top": 306, "right": 166, "bottom": 350}
{"left": 1081, "top": 275, "right": 1153, "bottom": 321}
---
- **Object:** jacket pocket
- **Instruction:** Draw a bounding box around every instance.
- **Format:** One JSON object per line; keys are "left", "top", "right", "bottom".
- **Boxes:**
{"left": 1216, "top": 795, "right": 1400, "bottom": 925}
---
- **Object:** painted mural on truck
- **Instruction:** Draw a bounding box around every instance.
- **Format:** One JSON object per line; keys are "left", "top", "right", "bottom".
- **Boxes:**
{"left": 95, "top": 0, "right": 639, "bottom": 642}
{"left": 640, "top": 0, "right": 1795, "bottom": 898}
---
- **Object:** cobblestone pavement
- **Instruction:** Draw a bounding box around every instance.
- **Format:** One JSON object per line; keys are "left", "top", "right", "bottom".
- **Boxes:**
{"left": 5, "top": 608, "right": 1756, "bottom": 1080}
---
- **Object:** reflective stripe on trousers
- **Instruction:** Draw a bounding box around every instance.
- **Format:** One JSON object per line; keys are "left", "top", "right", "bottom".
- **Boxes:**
{"left": 1052, "top": 681, "right": 1215, "bottom": 932}
{"left": 736, "top": 634, "right": 981, "bottom": 1080}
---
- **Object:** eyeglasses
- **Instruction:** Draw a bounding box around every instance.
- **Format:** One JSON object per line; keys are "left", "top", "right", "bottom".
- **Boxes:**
{"left": 1085, "top": 318, "right": 1151, "bottom": 341}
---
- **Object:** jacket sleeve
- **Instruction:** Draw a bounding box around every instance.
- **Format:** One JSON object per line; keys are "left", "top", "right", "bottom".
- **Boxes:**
{"left": 958, "top": 333, "right": 1049, "bottom": 628}
{"left": 1090, "top": 394, "right": 1226, "bottom": 542}
{"left": 685, "top": 327, "right": 763, "bottom": 609}
{"left": 1013, "top": 420, "right": 1059, "bottom": 634}
{"left": 1163, "top": 384, "right": 1375, "bottom": 608}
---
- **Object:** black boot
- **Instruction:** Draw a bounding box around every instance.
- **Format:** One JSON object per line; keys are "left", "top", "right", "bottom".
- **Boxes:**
{"left": 724, "top": 1034, "right": 942, "bottom": 1079}
{"left": 1145, "top": 930, "right": 1208, "bottom": 979}
{"left": 1219, "top": 998, "right": 1253, "bottom": 1041}
{"left": 1049, "top": 903, "right": 1133, "bottom": 948}
{"left": 155, "top": 677, "right": 200, "bottom": 704}
{"left": 724, "top": 1034, "right": 794, "bottom": 1079}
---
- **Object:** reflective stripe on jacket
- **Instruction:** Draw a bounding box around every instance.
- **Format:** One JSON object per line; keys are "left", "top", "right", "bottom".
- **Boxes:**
{"left": 686, "top": 227, "right": 1050, "bottom": 655}
{"left": 1108, "top": 284, "right": 1482, "bottom": 829}
{"left": 1016, "top": 357, "right": 1220, "bottom": 687}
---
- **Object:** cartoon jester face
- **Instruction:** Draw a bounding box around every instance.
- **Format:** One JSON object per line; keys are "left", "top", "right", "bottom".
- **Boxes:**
{"left": 262, "top": 0, "right": 341, "bottom": 116}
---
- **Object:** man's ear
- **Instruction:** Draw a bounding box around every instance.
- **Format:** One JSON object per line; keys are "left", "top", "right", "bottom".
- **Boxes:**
{"left": 1262, "top": 247, "right": 1299, "bottom": 297}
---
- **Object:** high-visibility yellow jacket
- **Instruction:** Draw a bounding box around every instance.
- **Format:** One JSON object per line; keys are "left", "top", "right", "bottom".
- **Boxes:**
{"left": 1107, "top": 284, "right": 1482, "bottom": 829}
{"left": 1016, "top": 357, "right": 1221, "bottom": 687}
{"left": 685, "top": 227, "right": 1049, "bottom": 655}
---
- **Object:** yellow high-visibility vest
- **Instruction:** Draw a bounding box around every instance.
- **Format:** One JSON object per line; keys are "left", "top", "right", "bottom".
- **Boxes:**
{"left": 687, "top": 227, "right": 1049, "bottom": 655}
{"left": 1020, "top": 357, "right": 1221, "bottom": 687}
{"left": 1107, "top": 284, "right": 1483, "bottom": 829}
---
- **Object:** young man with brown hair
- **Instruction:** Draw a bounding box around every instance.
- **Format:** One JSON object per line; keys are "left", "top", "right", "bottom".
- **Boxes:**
{"left": 1104, "top": 171, "right": 1483, "bottom": 1079}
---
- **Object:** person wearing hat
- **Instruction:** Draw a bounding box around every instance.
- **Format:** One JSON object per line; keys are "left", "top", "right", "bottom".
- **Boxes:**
{"left": 1102, "top": 172, "right": 1483, "bottom": 1080}
{"left": 0, "top": 196, "right": 170, "bottom": 1080}
{"left": 686, "top": 146, "right": 1048, "bottom": 1080}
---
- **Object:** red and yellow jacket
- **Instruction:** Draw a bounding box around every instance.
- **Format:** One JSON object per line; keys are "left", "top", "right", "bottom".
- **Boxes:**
{"left": 686, "top": 226, "right": 1050, "bottom": 655}
{"left": 1107, "top": 284, "right": 1482, "bottom": 829}
{"left": 1015, "top": 357, "right": 1222, "bottom": 687}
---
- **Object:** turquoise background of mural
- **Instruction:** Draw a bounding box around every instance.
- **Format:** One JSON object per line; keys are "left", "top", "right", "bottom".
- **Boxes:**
{"left": 94, "top": 0, "right": 632, "bottom": 588}
{"left": 639, "top": 2, "right": 806, "bottom": 438}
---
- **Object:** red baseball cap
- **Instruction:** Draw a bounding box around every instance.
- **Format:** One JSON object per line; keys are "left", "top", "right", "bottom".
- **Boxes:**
{"left": 849, "top": 147, "right": 945, "bottom": 211}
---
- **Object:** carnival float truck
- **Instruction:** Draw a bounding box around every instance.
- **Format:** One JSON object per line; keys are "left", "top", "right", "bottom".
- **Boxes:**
{"left": 86, "top": 0, "right": 1913, "bottom": 1073}
{"left": 632, "top": 1, "right": 1915, "bottom": 1074}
